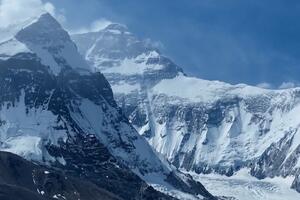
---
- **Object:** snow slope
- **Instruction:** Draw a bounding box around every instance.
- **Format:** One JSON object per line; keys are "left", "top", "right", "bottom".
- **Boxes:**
{"left": 151, "top": 73, "right": 272, "bottom": 103}
{"left": 0, "top": 38, "right": 31, "bottom": 60}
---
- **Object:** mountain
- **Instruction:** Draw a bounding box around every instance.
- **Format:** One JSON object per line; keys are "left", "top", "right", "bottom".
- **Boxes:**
{"left": 0, "top": 13, "right": 218, "bottom": 200}
{"left": 73, "top": 23, "right": 300, "bottom": 194}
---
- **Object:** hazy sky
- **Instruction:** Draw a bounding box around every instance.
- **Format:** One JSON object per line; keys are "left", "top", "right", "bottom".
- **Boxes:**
{"left": 2, "top": 0, "right": 300, "bottom": 88}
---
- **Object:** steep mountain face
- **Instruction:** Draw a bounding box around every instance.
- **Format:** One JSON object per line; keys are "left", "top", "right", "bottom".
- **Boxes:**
{"left": 0, "top": 13, "right": 216, "bottom": 200}
{"left": 73, "top": 24, "right": 300, "bottom": 193}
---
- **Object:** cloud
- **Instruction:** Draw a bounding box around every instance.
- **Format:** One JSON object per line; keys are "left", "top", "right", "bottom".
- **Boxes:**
{"left": 257, "top": 81, "right": 300, "bottom": 89}
{"left": 0, "top": 0, "right": 65, "bottom": 28}
{"left": 256, "top": 82, "right": 273, "bottom": 89}
{"left": 278, "top": 82, "right": 299, "bottom": 89}
{"left": 71, "top": 18, "right": 112, "bottom": 34}
{"left": 44, "top": 2, "right": 55, "bottom": 15}
{"left": 90, "top": 19, "right": 112, "bottom": 32}
{"left": 144, "top": 38, "right": 165, "bottom": 50}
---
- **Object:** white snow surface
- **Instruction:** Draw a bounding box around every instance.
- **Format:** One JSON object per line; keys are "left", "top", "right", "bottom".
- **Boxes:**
{"left": 0, "top": 38, "right": 31, "bottom": 60}
{"left": 190, "top": 169, "right": 300, "bottom": 200}
{"left": 111, "top": 82, "right": 141, "bottom": 94}
{"left": 101, "top": 51, "right": 163, "bottom": 75}
{"left": 151, "top": 73, "right": 286, "bottom": 104}
{"left": 0, "top": 91, "right": 66, "bottom": 162}
{"left": 3, "top": 135, "right": 42, "bottom": 160}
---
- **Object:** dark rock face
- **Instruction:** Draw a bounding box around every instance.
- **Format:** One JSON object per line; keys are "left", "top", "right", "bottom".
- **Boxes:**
{"left": 292, "top": 174, "right": 300, "bottom": 193}
{"left": 46, "top": 133, "right": 173, "bottom": 200}
{"left": 0, "top": 184, "right": 49, "bottom": 200}
{"left": 0, "top": 151, "right": 121, "bottom": 200}
{"left": 250, "top": 133, "right": 294, "bottom": 179}
{"left": 15, "top": 13, "right": 70, "bottom": 48}
{"left": 166, "top": 172, "right": 216, "bottom": 200}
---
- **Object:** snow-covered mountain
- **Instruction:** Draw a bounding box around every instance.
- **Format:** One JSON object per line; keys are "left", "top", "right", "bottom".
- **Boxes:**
{"left": 73, "top": 23, "right": 300, "bottom": 194}
{"left": 0, "top": 13, "right": 218, "bottom": 200}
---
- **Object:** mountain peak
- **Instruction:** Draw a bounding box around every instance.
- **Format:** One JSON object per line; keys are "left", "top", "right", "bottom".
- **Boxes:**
{"left": 103, "top": 23, "right": 130, "bottom": 34}
{"left": 0, "top": 12, "right": 91, "bottom": 75}
{"left": 34, "top": 12, "right": 62, "bottom": 30}
{"left": 72, "top": 22, "right": 183, "bottom": 83}
{"left": 16, "top": 13, "right": 69, "bottom": 46}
